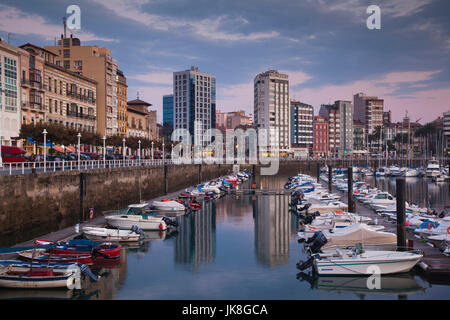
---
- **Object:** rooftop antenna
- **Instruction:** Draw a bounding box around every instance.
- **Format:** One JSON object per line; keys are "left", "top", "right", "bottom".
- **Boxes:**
{"left": 137, "top": 91, "right": 140, "bottom": 99}
{"left": 63, "top": 16, "right": 67, "bottom": 38}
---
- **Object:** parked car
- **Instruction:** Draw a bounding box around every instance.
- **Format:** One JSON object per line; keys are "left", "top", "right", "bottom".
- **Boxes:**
{"left": 1, "top": 146, "right": 27, "bottom": 163}
{"left": 82, "top": 152, "right": 100, "bottom": 160}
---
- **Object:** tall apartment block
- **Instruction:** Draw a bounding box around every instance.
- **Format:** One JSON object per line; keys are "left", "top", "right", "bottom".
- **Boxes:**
{"left": 313, "top": 116, "right": 329, "bottom": 157}
{"left": 0, "top": 39, "right": 23, "bottom": 147}
{"left": 45, "top": 34, "right": 119, "bottom": 136}
{"left": 116, "top": 70, "right": 128, "bottom": 137}
{"left": 290, "top": 101, "right": 314, "bottom": 155}
{"left": 353, "top": 92, "right": 384, "bottom": 135}
{"left": 254, "top": 70, "right": 290, "bottom": 154}
{"left": 319, "top": 100, "right": 353, "bottom": 157}
{"left": 173, "top": 66, "right": 216, "bottom": 146}
{"left": 163, "top": 94, "right": 174, "bottom": 138}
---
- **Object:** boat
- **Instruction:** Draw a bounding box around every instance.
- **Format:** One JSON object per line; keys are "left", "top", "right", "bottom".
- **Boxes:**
{"left": 375, "top": 168, "right": 386, "bottom": 177}
{"left": 104, "top": 203, "right": 177, "bottom": 231}
{"left": 414, "top": 216, "right": 450, "bottom": 237}
{"left": 388, "top": 166, "right": 402, "bottom": 177}
{"left": 35, "top": 239, "right": 121, "bottom": 259}
{"left": 403, "top": 168, "right": 420, "bottom": 177}
{"left": 151, "top": 200, "right": 186, "bottom": 212}
{"left": 18, "top": 249, "right": 93, "bottom": 265}
{"left": 426, "top": 160, "right": 441, "bottom": 178}
{"left": 301, "top": 223, "right": 397, "bottom": 250}
{"left": 0, "top": 266, "right": 80, "bottom": 289}
{"left": 298, "top": 245, "right": 423, "bottom": 275}
{"left": 82, "top": 226, "right": 143, "bottom": 242}
{"left": 367, "top": 192, "right": 396, "bottom": 211}
{"left": 427, "top": 234, "right": 450, "bottom": 248}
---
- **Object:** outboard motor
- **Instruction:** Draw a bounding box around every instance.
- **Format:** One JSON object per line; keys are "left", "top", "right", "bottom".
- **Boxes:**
{"left": 303, "top": 215, "right": 314, "bottom": 225}
{"left": 296, "top": 256, "right": 316, "bottom": 271}
{"left": 162, "top": 217, "right": 179, "bottom": 227}
{"left": 130, "top": 225, "right": 144, "bottom": 235}
{"left": 306, "top": 231, "right": 328, "bottom": 254}
{"left": 297, "top": 203, "right": 312, "bottom": 213}
{"left": 79, "top": 263, "right": 100, "bottom": 282}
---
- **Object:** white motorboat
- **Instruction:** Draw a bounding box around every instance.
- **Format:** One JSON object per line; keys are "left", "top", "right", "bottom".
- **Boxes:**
{"left": 0, "top": 265, "right": 80, "bottom": 289}
{"left": 414, "top": 216, "right": 450, "bottom": 237}
{"left": 403, "top": 168, "right": 420, "bottom": 177}
{"left": 388, "top": 166, "right": 402, "bottom": 177}
{"left": 375, "top": 168, "right": 387, "bottom": 177}
{"left": 427, "top": 234, "right": 450, "bottom": 248}
{"left": 311, "top": 247, "right": 423, "bottom": 275}
{"left": 82, "top": 226, "right": 143, "bottom": 242}
{"left": 426, "top": 160, "right": 440, "bottom": 177}
{"left": 367, "top": 192, "right": 396, "bottom": 211}
{"left": 151, "top": 200, "right": 186, "bottom": 212}
{"left": 104, "top": 203, "right": 171, "bottom": 231}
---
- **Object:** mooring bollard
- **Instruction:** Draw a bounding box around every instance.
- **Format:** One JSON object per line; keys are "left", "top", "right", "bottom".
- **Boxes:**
{"left": 347, "top": 167, "right": 354, "bottom": 213}
{"left": 396, "top": 178, "right": 407, "bottom": 251}
{"left": 328, "top": 165, "right": 332, "bottom": 193}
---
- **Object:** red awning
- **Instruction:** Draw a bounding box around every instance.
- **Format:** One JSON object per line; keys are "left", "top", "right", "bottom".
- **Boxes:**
{"left": 65, "top": 146, "right": 76, "bottom": 153}
{"left": 53, "top": 145, "right": 65, "bottom": 153}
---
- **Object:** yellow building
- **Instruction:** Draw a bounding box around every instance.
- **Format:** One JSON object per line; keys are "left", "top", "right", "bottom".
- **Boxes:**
{"left": 116, "top": 70, "right": 127, "bottom": 137}
{"left": 44, "top": 35, "right": 118, "bottom": 137}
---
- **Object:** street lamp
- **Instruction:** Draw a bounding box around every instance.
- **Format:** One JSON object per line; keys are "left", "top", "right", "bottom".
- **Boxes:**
{"left": 151, "top": 141, "right": 154, "bottom": 160}
{"left": 43, "top": 129, "right": 48, "bottom": 172}
{"left": 122, "top": 138, "right": 126, "bottom": 162}
{"left": 162, "top": 141, "right": 165, "bottom": 163}
{"left": 138, "top": 140, "right": 141, "bottom": 163}
{"left": 102, "top": 135, "right": 106, "bottom": 167}
{"left": 77, "top": 132, "right": 81, "bottom": 170}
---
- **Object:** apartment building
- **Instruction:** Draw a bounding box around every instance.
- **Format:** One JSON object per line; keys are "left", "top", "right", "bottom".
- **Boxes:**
{"left": 173, "top": 66, "right": 216, "bottom": 146}
{"left": 116, "top": 70, "right": 128, "bottom": 137}
{"left": 254, "top": 70, "right": 290, "bottom": 154}
{"left": 290, "top": 101, "right": 314, "bottom": 155}
{"left": 313, "top": 116, "right": 329, "bottom": 158}
{"left": 45, "top": 34, "right": 118, "bottom": 136}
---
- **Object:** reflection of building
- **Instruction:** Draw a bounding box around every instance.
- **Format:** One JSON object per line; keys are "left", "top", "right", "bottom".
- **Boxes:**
{"left": 175, "top": 202, "right": 216, "bottom": 271}
{"left": 253, "top": 195, "right": 290, "bottom": 266}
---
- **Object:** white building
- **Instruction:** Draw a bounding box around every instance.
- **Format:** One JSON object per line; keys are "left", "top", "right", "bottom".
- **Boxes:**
{"left": 173, "top": 66, "right": 216, "bottom": 146}
{"left": 444, "top": 111, "right": 450, "bottom": 151}
{"left": 0, "top": 39, "right": 22, "bottom": 147}
{"left": 254, "top": 70, "right": 290, "bottom": 155}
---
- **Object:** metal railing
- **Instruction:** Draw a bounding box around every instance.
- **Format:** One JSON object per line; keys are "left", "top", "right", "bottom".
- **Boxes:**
{"left": 0, "top": 157, "right": 448, "bottom": 176}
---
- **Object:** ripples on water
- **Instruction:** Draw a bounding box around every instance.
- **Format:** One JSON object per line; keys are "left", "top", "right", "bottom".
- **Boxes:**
{"left": 0, "top": 174, "right": 449, "bottom": 300}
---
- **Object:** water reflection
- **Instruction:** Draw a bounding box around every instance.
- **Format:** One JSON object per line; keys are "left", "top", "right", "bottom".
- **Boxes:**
{"left": 297, "top": 272, "right": 426, "bottom": 298}
{"left": 253, "top": 195, "right": 290, "bottom": 267}
{"left": 174, "top": 202, "right": 216, "bottom": 271}
{"left": 366, "top": 176, "right": 449, "bottom": 212}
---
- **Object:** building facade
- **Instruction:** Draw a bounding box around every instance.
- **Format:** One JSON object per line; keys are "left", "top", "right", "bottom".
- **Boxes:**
{"left": 383, "top": 110, "right": 391, "bottom": 125}
{"left": 336, "top": 100, "right": 354, "bottom": 157}
{"left": 290, "top": 101, "right": 313, "bottom": 155}
{"left": 254, "top": 70, "right": 290, "bottom": 154}
{"left": 19, "top": 44, "right": 46, "bottom": 127}
{"left": 116, "top": 70, "right": 127, "bottom": 137}
{"left": 319, "top": 104, "right": 339, "bottom": 157}
{"left": 0, "top": 40, "right": 22, "bottom": 147}
{"left": 444, "top": 111, "right": 450, "bottom": 153}
{"left": 313, "top": 116, "right": 328, "bottom": 157}
{"left": 173, "top": 66, "right": 216, "bottom": 146}
{"left": 45, "top": 35, "right": 118, "bottom": 137}
{"left": 353, "top": 92, "right": 384, "bottom": 135}
{"left": 163, "top": 94, "right": 174, "bottom": 138}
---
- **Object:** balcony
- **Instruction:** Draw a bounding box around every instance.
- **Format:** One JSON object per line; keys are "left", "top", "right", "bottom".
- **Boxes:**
{"left": 67, "top": 111, "right": 96, "bottom": 121}
{"left": 66, "top": 91, "right": 96, "bottom": 104}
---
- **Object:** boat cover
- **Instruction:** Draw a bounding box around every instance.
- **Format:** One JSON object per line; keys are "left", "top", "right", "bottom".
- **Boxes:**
{"left": 323, "top": 223, "right": 397, "bottom": 249}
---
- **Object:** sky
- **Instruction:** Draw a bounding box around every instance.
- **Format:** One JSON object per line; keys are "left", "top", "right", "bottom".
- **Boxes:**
{"left": 1, "top": 0, "right": 449, "bottom": 124}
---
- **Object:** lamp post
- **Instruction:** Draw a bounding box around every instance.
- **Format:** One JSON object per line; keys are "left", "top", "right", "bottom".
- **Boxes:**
{"left": 102, "top": 135, "right": 106, "bottom": 167}
{"left": 171, "top": 143, "right": 173, "bottom": 161}
{"left": 151, "top": 141, "right": 154, "bottom": 161}
{"left": 77, "top": 133, "right": 81, "bottom": 170}
{"left": 122, "top": 138, "right": 126, "bottom": 163}
{"left": 138, "top": 140, "right": 141, "bottom": 164}
{"left": 43, "top": 129, "right": 48, "bottom": 172}
{"left": 162, "top": 141, "right": 165, "bottom": 164}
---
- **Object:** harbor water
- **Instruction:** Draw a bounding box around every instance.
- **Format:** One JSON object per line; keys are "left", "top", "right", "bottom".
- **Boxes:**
{"left": 0, "top": 173, "right": 449, "bottom": 300}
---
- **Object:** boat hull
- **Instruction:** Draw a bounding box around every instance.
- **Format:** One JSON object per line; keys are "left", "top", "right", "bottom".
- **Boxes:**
{"left": 0, "top": 273, "right": 77, "bottom": 289}
{"left": 105, "top": 216, "right": 167, "bottom": 231}
{"left": 314, "top": 256, "right": 422, "bottom": 275}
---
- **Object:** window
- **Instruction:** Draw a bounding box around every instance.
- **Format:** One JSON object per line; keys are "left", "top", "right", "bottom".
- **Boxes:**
{"left": 64, "top": 60, "right": 70, "bottom": 69}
